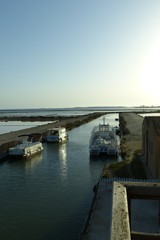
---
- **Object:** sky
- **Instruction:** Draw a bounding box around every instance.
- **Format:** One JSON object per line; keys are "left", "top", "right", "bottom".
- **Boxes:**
{"left": 1, "top": 0, "right": 160, "bottom": 109}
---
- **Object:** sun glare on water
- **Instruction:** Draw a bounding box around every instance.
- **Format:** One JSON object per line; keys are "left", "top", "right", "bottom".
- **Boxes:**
{"left": 141, "top": 39, "right": 160, "bottom": 104}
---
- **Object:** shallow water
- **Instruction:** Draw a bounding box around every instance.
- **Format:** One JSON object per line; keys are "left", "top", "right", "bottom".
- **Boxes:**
{"left": 0, "top": 121, "right": 53, "bottom": 135}
{"left": 0, "top": 114, "right": 119, "bottom": 240}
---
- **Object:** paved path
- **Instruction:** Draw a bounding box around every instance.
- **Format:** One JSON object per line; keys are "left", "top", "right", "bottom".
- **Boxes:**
{"left": 83, "top": 181, "right": 112, "bottom": 240}
{"left": 120, "top": 112, "right": 143, "bottom": 161}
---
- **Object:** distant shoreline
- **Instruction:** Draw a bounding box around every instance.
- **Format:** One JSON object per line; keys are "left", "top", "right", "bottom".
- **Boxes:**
{"left": 0, "top": 109, "right": 159, "bottom": 122}
{"left": 0, "top": 106, "right": 160, "bottom": 118}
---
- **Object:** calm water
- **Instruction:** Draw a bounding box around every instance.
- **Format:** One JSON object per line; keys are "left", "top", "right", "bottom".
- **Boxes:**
{"left": 0, "top": 121, "right": 53, "bottom": 135}
{"left": 139, "top": 113, "right": 160, "bottom": 117}
{"left": 0, "top": 106, "right": 160, "bottom": 117}
{"left": 0, "top": 114, "right": 119, "bottom": 240}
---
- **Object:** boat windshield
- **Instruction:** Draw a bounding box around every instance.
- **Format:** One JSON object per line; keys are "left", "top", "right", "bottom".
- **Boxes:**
{"left": 99, "top": 124, "right": 110, "bottom": 132}
{"left": 52, "top": 130, "right": 59, "bottom": 135}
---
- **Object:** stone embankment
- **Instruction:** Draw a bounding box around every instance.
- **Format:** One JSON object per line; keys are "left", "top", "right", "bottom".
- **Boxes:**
{"left": 102, "top": 112, "right": 145, "bottom": 178}
{"left": 0, "top": 112, "right": 105, "bottom": 160}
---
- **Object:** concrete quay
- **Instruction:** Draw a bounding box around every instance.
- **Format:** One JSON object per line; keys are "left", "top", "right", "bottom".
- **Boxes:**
{"left": 81, "top": 179, "right": 112, "bottom": 240}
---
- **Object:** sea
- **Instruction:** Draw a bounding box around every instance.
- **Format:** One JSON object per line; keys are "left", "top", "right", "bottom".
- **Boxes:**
{"left": 0, "top": 106, "right": 160, "bottom": 117}
{"left": 0, "top": 107, "right": 160, "bottom": 240}
{"left": 0, "top": 106, "right": 160, "bottom": 135}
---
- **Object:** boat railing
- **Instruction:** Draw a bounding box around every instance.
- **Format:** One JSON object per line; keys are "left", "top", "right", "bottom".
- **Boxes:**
{"left": 100, "top": 177, "right": 160, "bottom": 190}
{"left": 89, "top": 124, "right": 118, "bottom": 147}
{"left": 89, "top": 127, "right": 99, "bottom": 144}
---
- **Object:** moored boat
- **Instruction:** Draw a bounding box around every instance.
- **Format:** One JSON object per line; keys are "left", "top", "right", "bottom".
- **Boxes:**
{"left": 89, "top": 122, "right": 119, "bottom": 156}
{"left": 8, "top": 133, "right": 43, "bottom": 157}
{"left": 46, "top": 127, "right": 68, "bottom": 143}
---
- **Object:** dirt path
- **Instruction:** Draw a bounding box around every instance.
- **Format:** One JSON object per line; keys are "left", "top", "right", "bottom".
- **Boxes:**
{"left": 120, "top": 112, "right": 143, "bottom": 162}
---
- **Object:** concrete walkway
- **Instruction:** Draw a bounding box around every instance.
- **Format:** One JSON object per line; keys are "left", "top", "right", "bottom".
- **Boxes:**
{"left": 83, "top": 180, "right": 160, "bottom": 240}
{"left": 84, "top": 181, "right": 112, "bottom": 240}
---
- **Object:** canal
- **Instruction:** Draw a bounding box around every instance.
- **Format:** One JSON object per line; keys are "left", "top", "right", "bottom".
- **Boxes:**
{"left": 0, "top": 113, "right": 119, "bottom": 240}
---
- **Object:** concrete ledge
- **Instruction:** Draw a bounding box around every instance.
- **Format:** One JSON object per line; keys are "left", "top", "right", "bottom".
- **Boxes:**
{"left": 111, "top": 182, "right": 131, "bottom": 240}
{"left": 111, "top": 181, "right": 160, "bottom": 240}
{"left": 131, "top": 231, "right": 160, "bottom": 240}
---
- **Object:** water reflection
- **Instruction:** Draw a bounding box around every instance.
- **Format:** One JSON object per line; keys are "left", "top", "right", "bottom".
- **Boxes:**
{"left": 59, "top": 143, "right": 68, "bottom": 181}
{"left": 24, "top": 152, "right": 43, "bottom": 170}
{"left": 8, "top": 152, "right": 43, "bottom": 170}
{"left": 89, "top": 154, "right": 118, "bottom": 162}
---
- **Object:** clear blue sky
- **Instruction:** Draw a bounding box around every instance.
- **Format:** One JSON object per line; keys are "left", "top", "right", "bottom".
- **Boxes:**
{"left": 1, "top": 0, "right": 160, "bottom": 109}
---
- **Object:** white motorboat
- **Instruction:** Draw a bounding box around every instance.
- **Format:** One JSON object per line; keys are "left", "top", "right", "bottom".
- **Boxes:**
{"left": 8, "top": 134, "right": 43, "bottom": 157}
{"left": 89, "top": 122, "right": 119, "bottom": 156}
{"left": 46, "top": 127, "right": 68, "bottom": 143}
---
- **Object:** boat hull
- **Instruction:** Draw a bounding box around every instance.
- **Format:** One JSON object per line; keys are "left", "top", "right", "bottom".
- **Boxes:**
{"left": 9, "top": 142, "right": 43, "bottom": 158}
{"left": 89, "top": 149, "right": 119, "bottom": 156}
{"left": 46, "top": 127, "right": 68, "bottom": 143}
{"left": 89, "top": 123, "right": 119, "bottom": 157}
{"left": 46, "top": 135, "right": 68, "bottom": 143}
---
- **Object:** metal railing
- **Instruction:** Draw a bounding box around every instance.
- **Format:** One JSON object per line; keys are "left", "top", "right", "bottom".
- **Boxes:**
{"left": 100, "top": 177, "right": 160, "bottom": 190}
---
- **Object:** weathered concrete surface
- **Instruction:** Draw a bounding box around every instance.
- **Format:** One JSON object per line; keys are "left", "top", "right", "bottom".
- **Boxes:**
{"left": 83, "top": 182, "right": 113, "bottom": 240}
{"left": 111, "top": 182, "right": 131, "bottom": 240}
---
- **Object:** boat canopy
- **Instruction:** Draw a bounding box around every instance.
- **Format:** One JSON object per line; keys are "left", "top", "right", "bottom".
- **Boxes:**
{"left": 18, "top": 133, "right": 42, "bottom": 138}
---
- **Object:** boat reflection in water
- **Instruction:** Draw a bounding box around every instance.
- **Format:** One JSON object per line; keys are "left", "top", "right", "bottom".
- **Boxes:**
{"left": 24, "top": 152, "right": 43, "bottom": 170}
{"left": 59, "top": 143, "right": 68, "bottom": 181}
{"left": 8, "top": 152, "right": 43, "bottom": 170}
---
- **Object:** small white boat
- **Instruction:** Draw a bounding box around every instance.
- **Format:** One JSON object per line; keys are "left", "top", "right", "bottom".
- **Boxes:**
{"left": 89, "top": 121, "right": 119, "bottom": 156}
{"left": 8, "top": 134, "right": 43, "bottom": 157}
{"left": 46, "top": 127, "right": 68, "bottom": 143}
